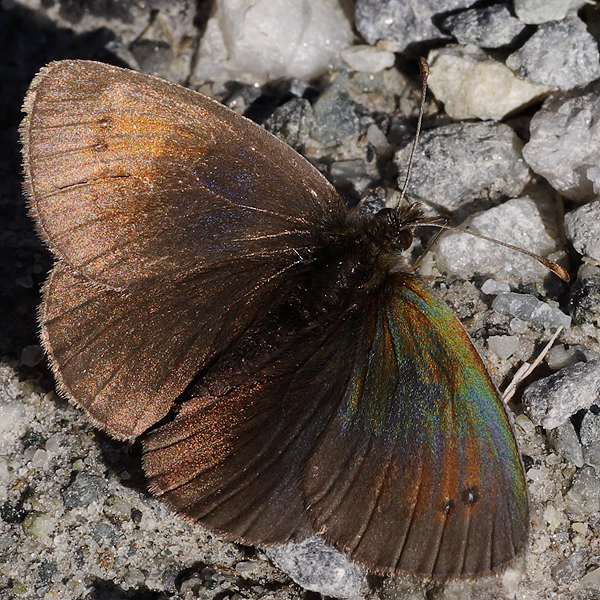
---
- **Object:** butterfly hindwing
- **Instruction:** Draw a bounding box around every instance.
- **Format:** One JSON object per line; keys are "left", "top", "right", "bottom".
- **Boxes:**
{"left": 142, "top": 295, "right": 367, "bottom": 543}
{"left": 302, "top": 273, "right": 529, "bottom": 578}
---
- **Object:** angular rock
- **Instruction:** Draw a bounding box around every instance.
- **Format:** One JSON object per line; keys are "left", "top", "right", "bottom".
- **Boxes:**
{"left": 193, "top": 0, "right": 353, "bottom": 84}
{"left": 311, "top": 74, "right": 358, "bottom": 145}
{"left": 435, "top": 196, "right": 563, "bottom": 283}
{"left": 546, "top": 421, "right": 584, "bottom": 468}
{"left": 442, "top": 5, "right": 526, "bottom": 48}
{"left": 395, "top": 121, "right": 530, "bottom": 210}
{"left": 428, "top": 45, "right": 549, "bottom": 120}
{"left": 62, "top": 473, "right": 108, "bottom": 509}
{"left": 492, "top": 292, "right": 571, "bottom": 331}
{"left": 522, "top": 82, "right": 600, "bottom": 202}
{"left": 340, "top": 45, "right": 395, "bottom": 73}
{"left": 569, "top": 264, "right": 600, "bottom": 327}
{"left": 506, "top": 17, "right": 600, "bottom": 88}
{"left": 522, "top": 359, "right": 600, "bottom": 429}
{"left": 355, "top": 0, "right": 476, "bottom": 52}
{"left": 514, "top": 0, "right": 574, "bottom": 25}
{"left": 564, "top": 199, "right": 600, "bottom": 262}
{"left": 265, "top": 537, "right": 368, "bottom": 599}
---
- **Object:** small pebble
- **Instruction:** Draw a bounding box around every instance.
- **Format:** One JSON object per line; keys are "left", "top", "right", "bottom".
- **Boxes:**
{"left": 564, "top": 199, "right": 600, "bottom": 262}
{"left": 492, "top": 293, "right": 571, "bottom": 331}
{"left": 569, "top": 264, "right": 600, "bottom": 327}
{"left": 62, "top": 473, "right": 108, "bottom": 509}
{"left": 522, "top": 359, "right": 600, "bottom": 429}
{"left": 22, "top": 512, "right": 55, "bottom": 537}
{"left": 340, "top": 45, "right": 395, "bottom": 73}
{"left": 523, "top": 82, "right": 600, "bottom": 202}
{"left": 546, "top": 421, "right": 584, "bottom": 467}
{"left": 395, "top": 122, "right": 530, "bottom": 210}
{"left": 436, "top": 196, "right": 562, "bottom": 284}
{"left": 488, "top": 335, "right": 519, "bottom": 360}
{"left": 442, "top": 5, "right": 526, "bottom": 48}
{"left": 355, "top": 0, "right": 474, "bottom": 52}
{"left": 428, "top": 45, "right": 549, "bottom": 120}
{"left": 265, "top": 536, "right": 367, "bottom": 599}
{"left": 311, "top": 74, "right": 357, "bottom": 145}
{"left": 481, "top": 279, "right": 511, "bottom": 295}
{"left": 514, "top": 0, "right": 573, "bottom": 25}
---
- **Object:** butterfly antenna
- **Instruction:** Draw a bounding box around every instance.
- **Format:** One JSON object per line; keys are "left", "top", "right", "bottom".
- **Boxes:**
{"left": 398, "top": 58, "right": 430, "bottom": 206}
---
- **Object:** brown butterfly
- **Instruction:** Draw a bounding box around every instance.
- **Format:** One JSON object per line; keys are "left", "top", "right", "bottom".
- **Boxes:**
{"left": 21, "top": 60, "right": 529, "bottom": 579}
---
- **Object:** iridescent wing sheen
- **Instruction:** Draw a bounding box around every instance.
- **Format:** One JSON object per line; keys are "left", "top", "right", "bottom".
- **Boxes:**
{"left": 143, "top": 272, "right": 528, "bottom": 578}
{"left": 302, "top": 273, "right": 528, "bottom": 578}
{"left": 22, "top": 60, "right": 346, "bottom": 440}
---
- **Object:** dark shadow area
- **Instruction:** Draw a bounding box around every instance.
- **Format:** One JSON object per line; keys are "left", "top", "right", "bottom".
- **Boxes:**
{"left": 0, "top": 4, "right": 130, "bottom": 362}
{"left": 89, "top": 580, "right": 170, "bottom": 600}
{"left": 96, "top": 431, "right": 149, "bottom": 493}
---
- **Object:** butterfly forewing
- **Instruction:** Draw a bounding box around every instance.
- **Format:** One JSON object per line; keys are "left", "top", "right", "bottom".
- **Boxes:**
{"left": 22, "top": 60, "right": 345, "bottom": 289}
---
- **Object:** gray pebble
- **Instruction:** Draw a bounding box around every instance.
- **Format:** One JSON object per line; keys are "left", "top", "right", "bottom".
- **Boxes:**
{"left": 514, "top": 0, "right": 573, "bottom": 25}
{"left": 569, "top": 264, "right": 600, "bottom": 327}
{"left": 565, "top": 465, "right": 600, "bottom": 513}
{"left": 395, "top": 121, "right": 529, "bottom": 211}
{"left": 62, "top": 473, "right": 108, "bottom": 509}
{"left": 522, "top": 359, "right": 600, "bottom": 429}
{"left": 355, "top": 0, "right": 476, "bottom": 52}
{"left": 264, "top": 98, "right": 315, "bottom": 151}
{"left": 551, "top": 548, "right": 589, "bottom": 583}
{"left": 265, "top": 536, "right": 368, "bottom": 599}
{"left": 546, "top": 420, "right": 584, "bottom": 467}
{"left": 311, "top": 74, "right": 357, "bottom": 145}
{"left": 442, "top": 5, "right": 526, "bottom": 48}
{"left": 329, "top": 159, "right": 368, "bottom": 186}
{"left": 581, "top": 410, "right": 600, "bottom": 468}
{"left": 434, "top": 195, "right": 563, "bottom": 283}
{"left": 506, "top": 17, "right": 600, "bottom": 88}
{"left": 564, "top": 199, "right": 600, "bottom": 262}
{"left": 91, "top": 522, "right": 116, "bottom": 544}
{"left": 492, "top": 293, "right": 571, "bottom": 331}
{"left": 20, "top": 345, "right": 45, "bottom": 368}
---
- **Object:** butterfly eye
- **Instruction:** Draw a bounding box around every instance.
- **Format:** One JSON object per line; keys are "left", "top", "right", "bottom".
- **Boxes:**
{"left": 395, "top": 229, "right": 413, "bottom": 252}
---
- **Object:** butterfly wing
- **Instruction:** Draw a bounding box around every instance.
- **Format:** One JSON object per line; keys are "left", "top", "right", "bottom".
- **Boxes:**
{"left": 142, "top": 293, "right": 366, "bottom": 543}
{"left": 302, "top": 273, "right": 529, "bottom": 578}
{"left": 22, "top": 60, "right": 346, "bottom": 440}
{"left": 22, "top": 60, "right": 344, "bottom": 288}
{"left": 143, "top": 272, "right": 528, "bottom": 577}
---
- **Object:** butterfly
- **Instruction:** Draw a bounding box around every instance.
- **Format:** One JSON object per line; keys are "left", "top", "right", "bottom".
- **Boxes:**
{"left": 21, "top": 59, "right": 528, "bottom": 580}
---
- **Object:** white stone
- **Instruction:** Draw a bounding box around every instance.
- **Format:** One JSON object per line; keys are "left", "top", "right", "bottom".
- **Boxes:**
{"left": 266, "top": 536, "right": 367, "bottom": 599}
{"left": 193, "top": 0, "right": 353, "bottom": 84}
{"left": 488, "top": 335, "right": 520, "bottom": 360}
{"left": 523, "top": 84, "right": 600, "bottom": 201}
{"left": 428, "top": 45, "right": 550, "bottom": 121}
{"left": 434, "top": 196, "right": 563, "bottom": 283}
{"left": 0, "top": 401, "right": 27, "bottom": 453}
{"left": 564, "top": 199, "right": 600, "bottom": 262}
{"left": 366, "top": 123, "right": 390, "bottom": 153}
{"left": 341, "top": 45, "right": 395, "bottom": 73}
{"left": 481, "top": 279, "right": 511, "bottom": 295}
